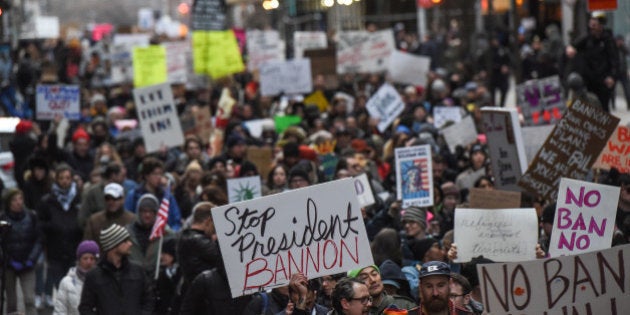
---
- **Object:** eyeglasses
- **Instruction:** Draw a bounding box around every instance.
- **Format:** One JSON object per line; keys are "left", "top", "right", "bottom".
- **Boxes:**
{"left": 351, "top": 296, "right": 373, "bottom": 305}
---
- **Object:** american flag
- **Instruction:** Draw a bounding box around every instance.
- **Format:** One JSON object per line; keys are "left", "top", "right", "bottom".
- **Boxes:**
{"left": 149, "top": 186, "right": 170, "bottom": 241}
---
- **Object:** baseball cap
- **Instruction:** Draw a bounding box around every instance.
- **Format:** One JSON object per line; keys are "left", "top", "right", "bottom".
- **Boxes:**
{"left": 104, "top": 183, "right": 124, "bottom": 199}
{"left": 418, "top": 261, "right": 451, "bottom": 279}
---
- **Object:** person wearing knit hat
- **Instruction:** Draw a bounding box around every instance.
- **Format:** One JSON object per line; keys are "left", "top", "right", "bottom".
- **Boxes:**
{"left": 128, "top": 193, "right": 174, "bottom": 272}
{"left": 289, "top": 167, "right": 311, "bottom": 189}
{"left": 401, "top": 206, "right": 427, "bottom": 240}
{"left": 66, "top": 126, "right": 94, "bottom": 182}
{"left": 435, "top": 183, "right": 460, "bottom": 239}
{"left": 100, "top": 224, "right": 131, "bottom": 253}
{"left": 409, "top": 238, "right": 443, "bottom": 263}
{"left": 347, "top": 264, "right": 417, "bottom": 314}
{"left": 54, "top": 240, "right": 100, "bottom": 315}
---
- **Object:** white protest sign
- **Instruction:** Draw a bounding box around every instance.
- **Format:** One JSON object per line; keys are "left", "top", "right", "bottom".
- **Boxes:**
{"left": 212, "top": 178, "right": 374, "bottom": 297}
{"left": 110, "top": 34, "right": 151, "bottom": 84}
{"left": 243, "top": 118, "right": 274, "bottom": 138}
{"left": 227, "top": 176, "right": 262, "bottom": 203}
{"left": 395, "top": 145, "right": 433, "bottom": 208}
{"left": 593, "top": 125, "right": 630, "bottom": 173}
{"left": 521, "top": 124, "right": 554, "bottom": 164}
{"left": 366, "top": 83, "right": 405, "bottom": 133}
{"left": 164, "top": 41, "right": 189, "bottom": 84}
{"left": 478, "top": 244, "right": 630, "bottom": 315}
{"left": 516, "top": 75, "right": 564, "bottom": 126}
{"left": 246, "top": 29, "right": 285, "bottom": 71}
{"left": 133, "top": 83, "right": 185, "bottom": 153}
{"left": 36, "top": 85, "right": 81, "bottom": 120}
{"left": 454, "top": 208, "right": 538, "bottom": 262}
{"left": 387, "top": 50, "right": 430, "bottom": 87}
{"left": 441, "top": 115, "right": 478, "bottom": 153}
{"left": 549, "top": 178, "right": 620, "bottom": 257}
{"left": 21, "top": 16, "right": 60, "bottom": 39}
{"left": 354, "top": 174, "right": 375, "bottom": 207}
{"left": 481, "top": 107, "right": 528, "bottom": 191}
{"left": 337, "top": 29, "right": 395, "bottom": 74}
{"left": 294, "top": 31, "right": 327, "bottom": 58}
{"left": 259, "top": 59, "right": 313, "bottom": 96}
{"left": 433, "top": 106, "right": 462, "bottom": 129}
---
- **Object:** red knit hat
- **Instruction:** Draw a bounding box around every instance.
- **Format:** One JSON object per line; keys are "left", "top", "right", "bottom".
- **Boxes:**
{"left": 72, "top": 127, "right": 90, "bottom": 143}
{"left": 298, "top": 145, "right": 317, "bottom": 161}
{"left": 15, "top": 120, "right": 33, "bottom": 134}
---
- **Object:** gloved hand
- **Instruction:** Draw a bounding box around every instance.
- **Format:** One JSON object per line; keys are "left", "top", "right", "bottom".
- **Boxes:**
{"left": 24, "top": 260, "right": 34, "bottom": 269}
{"left": 10, "top": 260, "right": 24, "bottom": 271}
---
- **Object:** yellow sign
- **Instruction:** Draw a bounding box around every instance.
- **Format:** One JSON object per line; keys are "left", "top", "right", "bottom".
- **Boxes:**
{"left": 304, "top": 90, "right": 329, "bottom": 113}
{"left": 192, "top": 30, "right": 245, "bottom": 79}
{"left": 132, "top": 45, "right": 167, "bottom": 87}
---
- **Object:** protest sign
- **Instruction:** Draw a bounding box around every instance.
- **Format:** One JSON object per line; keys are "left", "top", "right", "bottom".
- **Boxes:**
{"left": 132, "top": 45, "right": 167, "bottom": 87}
{"left": 319, "top": 153, "right": 339, "bottom": 182}
{"left": 212, "top": 178, "right": 374, "bottom": 297}
{"left": 441, "top": 115, "right": 478, "bottom": 154}
{"left": 518, "top": 98, "right": 619, "bottom": 201}
{"left": 387, "top": 50, "right": 430, "bottom": 87}
{"left": 549, "top": 178, "right": 619, "bottom": 257}
{"left": 246, "top": 146, "right": 273, "bottom": 180}
{"left": 193, "top": 30, "right": 245, "bottom": 79}
{"left": 294, "top": 31, "right": 328, "bottom": 58}
{"left": 337, "top": 29, "right": 395, "bottom": 74}
{"left": 246, "top": 29, "right": 285, "bottom": 71}
{"left": 468, "top": 188, "right": 521, "bottom": 209}
{"left": 304, "top": 90, "right": 330, "bottom": 113}
{"left": 481, "top": 108, "right": 528, "bottom": 191}
{"left": 21, "top": 16, "right": 60, "bottom": 39}
{"left": 433, "top": 106, "right": 462, "bottom": 129}
{"left": 227, "top": 176, "right": 262, "bottom": 203}
{"left": 521, "top": 125, "right": 554, "bottom": 165}
{"left": 354, "top": 174, "right": 375, "bottom": 207}
{"left": 366, "top": 83, "right": 405, "bottom": 133}
{"left": 110, "top": 34, "right": 151, "bottom": 84}
{"left": 191, "top": 0, "right": 227, "bottom": 31}
{"left": 259, "top": 59, "right": 313, "bottom": 96}
{"left": 36, "top": 85, "right": 81, "bottom": 120}
{"left": 593, "top": 125, "right": 630, "bottom": 173}
{"left": 243, "top": 118, "right": 274, "bottom": 138}
{"left": 274, "top": 115, "right": 302, "bottom": 134}
{"left": 164, "top": 41, "right": 189, "bottom": 84}
{"left": 516, "top": 75, "right": 565, "bottom": 126}
{"left": 477, "top": 244, "right": 630, "bottom": 315}
{"left": 133, "top": 83, "right": 185, "bottom": 153}
{"left": 304, "top": 47, "right": 336, "bottom": 76}
{"left": 395, "top": 145, "right": 433, "bottom": 208}
{"left": 454, "top": 208, "right": 538, "bottom": 262}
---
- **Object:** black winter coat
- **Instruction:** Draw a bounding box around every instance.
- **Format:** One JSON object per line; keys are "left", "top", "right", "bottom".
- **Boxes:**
{"left": 179, "top": 268, "right": 251, "bottom": 315}
{"left": 37, "top": 192, "right": 83, "bottom": 263}
{"left": 177, "top": 228, "right": 219, "bottom": 285}
{"left": 0, "top": 209, "right": 42, "bottom": 266}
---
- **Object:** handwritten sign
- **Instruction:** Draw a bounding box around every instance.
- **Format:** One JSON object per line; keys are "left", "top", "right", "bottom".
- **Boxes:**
{"left": 354, "top": 174, "right": 375, "bottom": 207}
{"left": 164, "top": 41, "right": 189, "bottom": 84}
{"left": 36, "top": 85, "right": 80, "bottom": 120}
{"left": 395, "top": 145, "right": 433, "bottom": 208}
{"left": 518, "top": 98, "right": 619, "bottom": 201}
{"left": 593, "top": 125, "right": 630, "bottom": 173}
{"left": 294, "top": 31, "right": 327, "bottom": 58}
{"left": 212, "top": 178, "right": 374, "bottom": 297}
{"left": 191, "top": 0, "right": 227, "bottom": 31}
{"left": 337, "top": 29, "right": 395, "bottom": 74}
{"left": 441, "top": 115, "right": 478, "bottom": 154}
{"left": 227, "top": 176, "right": 262, "bottom": 203}
{"left": 516, "top": 75, "right": 565, "bottom": 126}
{"left": 132, "top": 45, "right": 167, "bottom": 87}
{"left": 521, "top": 125, "right": 554, "bottom": 165}
{"left": 387, "top": 50, "right": 430, "bottom": 87}
{"left": 478, "top": 244, "right": 630, "bottom": 314}
{"left": 366, "top": 83, "right": 405, "bottom": 133}
{"left": 481, "top": 108, "right": 528, "bottom": 191}
{"left": 110, "top": 34, "right": 151, "bottom": 84}
{"left": 246, "top": 29, "right": 285, "bottom": 72}
{"left": 433, "top": 106, "right": 462, "bottom": 129}
{"left": 454, "top": 208, "right": 538, "bottom": 262}
{"left": 193, "top": 30, "right": 245, "bottom": 78}
{"left": 549, "top": 178, "right": 619, "bottom": 257}
{"left": 468, "top": 188, "right": 521, "bottom": 209}
{"left": 259, "top": 59, "right": 313, "bottom": 96}
{"left": 133, "top": 83, "right": 185, "bottom": 153}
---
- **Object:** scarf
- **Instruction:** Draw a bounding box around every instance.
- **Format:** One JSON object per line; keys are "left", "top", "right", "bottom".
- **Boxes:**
{"left": 52, "top": 182, "right": 77, "bottom": 211}
{"left": 76, "top": 267, "right": 87, "bottom": 282}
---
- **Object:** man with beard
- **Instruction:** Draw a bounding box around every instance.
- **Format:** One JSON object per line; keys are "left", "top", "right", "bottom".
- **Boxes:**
{"left": 348, "top": 265, "right": 416, "bottom": 314}
{"left": 418, "top": 261, "right": 472, "bottom": 315}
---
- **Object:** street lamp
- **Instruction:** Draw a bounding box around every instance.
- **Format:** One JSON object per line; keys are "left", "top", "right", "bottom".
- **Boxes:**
{"left": 262, "top": 0, "right": 279, "bottom": 10}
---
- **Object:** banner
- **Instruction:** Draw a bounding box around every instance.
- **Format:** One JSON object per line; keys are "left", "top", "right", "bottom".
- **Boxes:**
{"left": 549, "top": 178, "right": 620, "bottom": 257}
{"left": 164, "top": 41, "right": 189, "bottom": 84}
{"left": 212, "top": 178, "right": 374, "bottom": 297}
{"left": 454, "top": 208, "right": 538, "bottom": 262}
{"left": 132, "top": 45, "right": 167, "bottom": 87}
{"left": 191, "top": 0, "right": 227, "bottom": 31}
{"left": 477, "top": 244, "right": 630, "bottom": 314}
{"left": 441, "top": 115, "right": 478, "bottom": 154}
{"left": 36, "top": 85, "right": 81, "bottom": 120}
{"left": 133, "top": 83, "right": 185, "bottom": 153}
{"left": 246, "top": 29, "right": 285, "bottom": 71}
{"left": 468, "top": 188, "right": 521, "bottom": 209}
{"left": 433, "top": 106, "right": 462, "bottom": 129}
{"left": 366, "top": 83, "right": 405, "bottom": 133}
{"left": 481, "top": 108, "right": 528, "bottom": 191}
{"left": 259, "top": 59, "right": 313, "bottom": 96}
{"left": 516, "top": 75, "right": 565, "bottom": 126}
{"left": 395, "top": 145, "right": 433, "bottom": 208}
{"left": 387, "top": 50, "right": 431, "bottom": 87}
{"left": 593, "top": 125, "right": 630, "bottom": 173}
{"left": 227, "top": 176, "right": 262, "bottom": 203}
{"left": 294, "top": 31, "right": 328, "bottom": 58}
{"left": 518, "top": 98, "right": 619, "bottom": 201}
{"left": 193, "top": 30, "right": 245, "bottom": 78}
{"left": 354, "top": 174, "right": 375, "bottom": 207}
{"left": 337, "top": 29, "right": 395, "bottom": 74}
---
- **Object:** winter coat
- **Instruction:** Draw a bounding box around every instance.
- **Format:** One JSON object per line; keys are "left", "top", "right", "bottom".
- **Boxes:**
{"left": 177, "top": 228, "right": 219, "bottom": 285}
{"left": 126, "top": 220, "right": 174, "bottom": 273}
{"left": 78, "top": 182, "right": 106, "bottom": 228}
{"left": 9, "top": 133, "right": 37, "bottom": 189}
{"left": 37, "top": 191, "right": 83, "bottom": 263}
{"left": 0, "top": 208, "right": 42, "bottom": 267}
{"left": 53, "top": 267, "right": 83, "bottom": 315}
{"left": 124, "top": 184, "right": 181, "bottom": 231}
{"left": 179, "top": 268, "right": 251, "bottom": 315}
{"left": 83, "top": 207, "right": 136, "bottom": 244}
{"left": 65, "top": 150, "right": 94, "bottom": 183}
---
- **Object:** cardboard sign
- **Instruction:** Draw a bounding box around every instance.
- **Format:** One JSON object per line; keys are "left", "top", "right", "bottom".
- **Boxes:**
{"left": 193, "top": 30, "right": 245, "bottom": 79}
{"left": 366, "top": 83, "right": 405, "bottom": 133}
{"left": 477, "top": 244, "right": 630, "bottom": 314}
{"left": 387, "top": 50, "right": 431, "bottom": 87}
{"left": 481, "top": 108, "right": 528, "bottom": 191}
{"left": 549, "top": 178, "right": 619, "bottom": 257}
{"left": 395, "top": 145, "right": 433, "bottom": 208}
{"left": 294, "top": 31, "right": 328, "bottom": 58}
{"left": 304, "top": 47, "right": 336, "bottom": 76}
{"left": 212, "top": 178, "right": 374, "bottom": 297}
{"left": 193, "top": 106, "right": 213, "bottom": 144}
{"left": 593, "top": 125, "right": 630, "bottom": 173}
{"left": 132, "top": 45, "right": 168, "bottom": 87}
{"left": 433, "top": 106, "right": 462, "bottom": 129}
{"left": 164, "top": 41, "right": 189, "bottom": 84}
{"left": 259, "top": 59, "right": 313, "bottom": 96}
{"left": 516, "top": 75, "right": 565, "bottom": 126}
{"left": 36, "top": 85, "right": 80, "bottom": 120}
{"left": 441, "top": 115, "right": 478, "bottom": 154}
{"left": 454, "top": 208, "right": 538, "bottom": 262}
{"left": 246, "top": 29, "right": 285, "bottom": 71}
{"left": 521, "top": 125, "right": 554, "bottom": 165}
{"left": 227, "top": 176, "right": 262, "bottom": 203}
{"left": 468, "top": 188, "right": 521, "bottom": 209}
{"left": 354, "top": 174, "right": 375, "bottom": 207}
{"left": 518, "top": 98, "right": 619, "bottom": 201}
{"left": 246, "top": 146, "right": 273, "bottom": 180}
{"left": 191, "top": 0, "right": 227, "bottom": 31}
{"left": 337, "top": 29, "right": 395, "bottom": 74}
{"left": 133, "top": 83, "right": 185, "bottom": 153}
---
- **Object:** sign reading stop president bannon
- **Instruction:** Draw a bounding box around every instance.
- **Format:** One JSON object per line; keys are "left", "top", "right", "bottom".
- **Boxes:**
{"left": 212, "top": 178, "right": 374, "bottom": 297}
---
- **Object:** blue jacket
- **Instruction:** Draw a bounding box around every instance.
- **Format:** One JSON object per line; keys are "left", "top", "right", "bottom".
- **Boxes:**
{"left": 125, "top": 184, "right": 181, "bottom": 231}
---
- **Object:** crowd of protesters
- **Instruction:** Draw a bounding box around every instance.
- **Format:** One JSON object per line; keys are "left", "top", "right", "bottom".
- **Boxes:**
{"left": 0, "top": 10, "right": 629, "bottom": 315}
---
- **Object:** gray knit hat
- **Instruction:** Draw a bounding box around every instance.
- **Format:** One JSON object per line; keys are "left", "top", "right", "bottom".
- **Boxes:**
{"left": 402, "top": 206, "right": 427, "bottom": 228}
{"left": 136, "top": 194, "right": 160, "bottom": 213}
{"left": 100, "top": 224, "right": 131, "bottom": 252}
